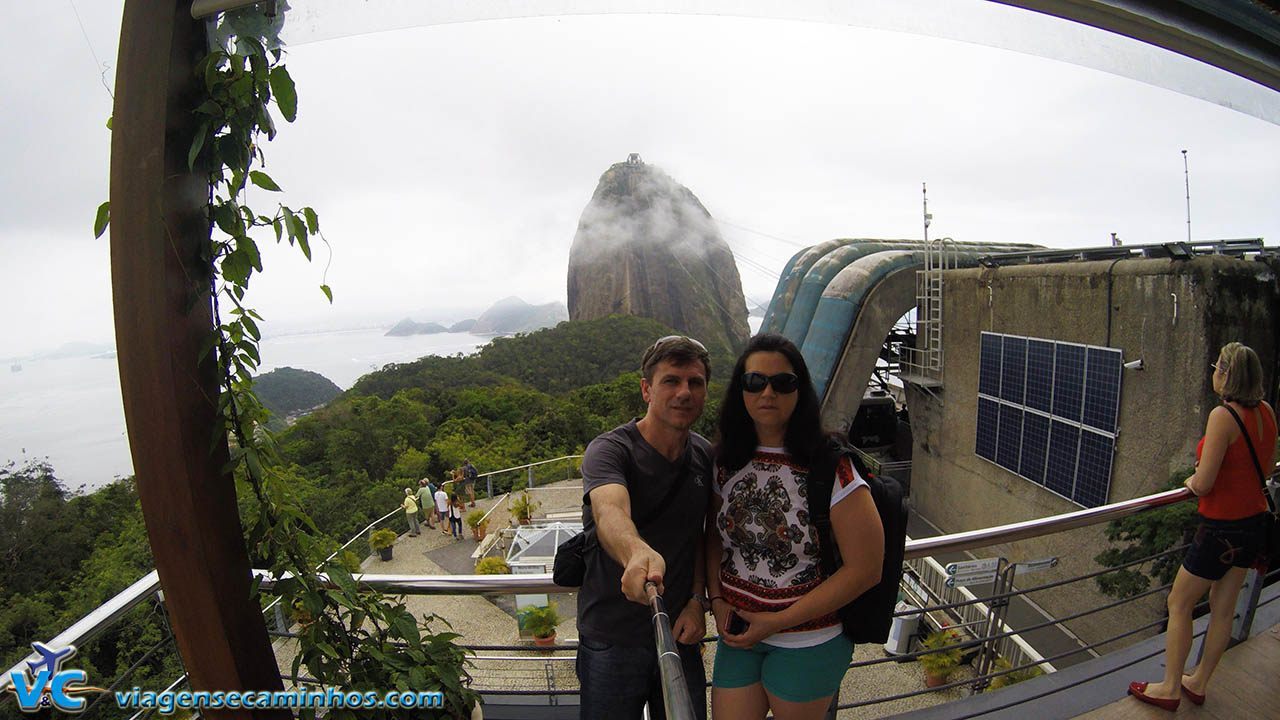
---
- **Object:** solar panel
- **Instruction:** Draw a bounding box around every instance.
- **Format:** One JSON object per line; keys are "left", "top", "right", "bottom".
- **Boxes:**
{"left": 1045, "top": 419, "right": 1079, "bottom": 499}
{"left": 1082, "top": 347, "right": 1123, "bottom": 434}
{"left": 1074, "top": 430, "right": 1115, "bottom": 507}
{"left": 996, "top": 405, "right": 1023, "bottom": 472}
{"left": 978, "top": 333, "right": 1001, "bottom": 397}
{"left": 973, "top": 333, "right": 1123, "bottom": 509}
{"left": 976, "top": 397, "right": 998, "bottom": 461}
{"left": 1000, "top": 336, "right": 1027, "bottom": 405}
{"left": 1018, "top": 412, "right": 1049, "bottom": 485}
{"left": 1052, "top": 343, "right": 1086, "bottom": 421}
{"left": 1025, "top": 340, "right": 1054, "bottom": 413}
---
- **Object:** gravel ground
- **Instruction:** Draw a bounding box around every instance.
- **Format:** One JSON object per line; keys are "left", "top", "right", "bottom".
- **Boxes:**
{"left": 273, "top": 479, "right": 975, "bottom": 717}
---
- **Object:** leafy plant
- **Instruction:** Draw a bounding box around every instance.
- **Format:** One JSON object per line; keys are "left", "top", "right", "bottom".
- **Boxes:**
{"left": 519, "top": 603, "right": 561, "bottom": 639}
{"left": 91, "top": 7, "right": 476, "bottom": 717}
{"left": 510, "top": 492, "right": 540, "bottom": 521}
{"left": 474, "top": 557, "right": 510, "bottom": 575}
{"left": 1094, "top": 467, "right": 1199, "bottom": 599}
{"left": 917, "top": 627, "right": 965, "bottom": 680}
{"left": 465, "top": 509, "right": 488, "bottom": 530}
{"left": 369, "top": 528, "right": 398, "bottom": 551}
{"left": 987, "top": 656, "right": 1045, "bottom": 690}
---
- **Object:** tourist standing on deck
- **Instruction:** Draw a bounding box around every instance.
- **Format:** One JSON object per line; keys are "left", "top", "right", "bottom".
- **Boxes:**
{"left": 401, "top": 488, "right": 421, "bottom": 537}
{"left": 417, "top": 478, "right": 437, "bottom": 530}
{"left": 448, "top": 493, "right": 465, "bottom": 540}
{"left": 574, "top": 335, "right": 714, "bottom": 720}
{"left": 706, "top": 333, "right": 883, "bottom": 720}
{"left": 462, "top": 459, "right": 479, "bottom": 507}
{"left": 1130, "top": 342, "right": 1276, "bottom": 711}
{"left": 434, "top": 484, "right": 450, "bottom": 535}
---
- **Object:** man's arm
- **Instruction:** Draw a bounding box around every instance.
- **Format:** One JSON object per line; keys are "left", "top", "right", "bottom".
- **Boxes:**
{"left": 670, "top": 516, "right": 707, "bottom": 644}
{"left": 590, "top": 483, "right": 666, "bottom": 604}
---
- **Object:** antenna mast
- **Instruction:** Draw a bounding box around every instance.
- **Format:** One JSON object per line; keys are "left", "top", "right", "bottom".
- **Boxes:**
{"left": 1182, "top": 150, "right": 1191, "bottom": 243}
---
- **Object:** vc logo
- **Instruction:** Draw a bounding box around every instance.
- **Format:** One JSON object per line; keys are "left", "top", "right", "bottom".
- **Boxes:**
{"left": 7, "top": 642, "right": 101, "bottom": 713}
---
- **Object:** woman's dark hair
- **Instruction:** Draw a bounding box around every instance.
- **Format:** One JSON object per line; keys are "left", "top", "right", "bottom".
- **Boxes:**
{"left": 714, "top": 333, "right": 827, "bottom": 473}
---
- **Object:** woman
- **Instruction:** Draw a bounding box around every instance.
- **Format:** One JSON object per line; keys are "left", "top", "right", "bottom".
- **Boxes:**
{"left": 448, "top": 492, "right": 465, "bottom": 540}
{"left": 402, "top": 488, "right": 421, "bottom": 537}
{"left": 706, "top": 333, "right": 884, "bottom": 720}
{"left": 1129, "top": 342, "right": 1276, "bottom": 711}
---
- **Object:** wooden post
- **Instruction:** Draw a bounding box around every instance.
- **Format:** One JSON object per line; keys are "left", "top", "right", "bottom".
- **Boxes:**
{"left": 110, "top": 2, "right": 288, "bottom": 714}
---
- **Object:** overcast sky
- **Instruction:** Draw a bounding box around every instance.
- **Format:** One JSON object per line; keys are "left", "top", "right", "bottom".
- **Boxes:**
{"left": 2, "top": 1, "right": 1278, "bottom": 359}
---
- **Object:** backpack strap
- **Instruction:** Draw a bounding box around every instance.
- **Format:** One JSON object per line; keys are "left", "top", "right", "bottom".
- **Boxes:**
{"left": 1223, "top": 404, "right": 1275, "bottom": 513}
{"left": 806, "top": 438, "right": 843, "bottom": 577}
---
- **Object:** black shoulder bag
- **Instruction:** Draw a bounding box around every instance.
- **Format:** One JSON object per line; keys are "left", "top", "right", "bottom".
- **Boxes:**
{"left": 552, "top": 452, "right": 691, "bottom": 587}
{"left": 1222, "top": 404, "right": 1280, "bottom": 567}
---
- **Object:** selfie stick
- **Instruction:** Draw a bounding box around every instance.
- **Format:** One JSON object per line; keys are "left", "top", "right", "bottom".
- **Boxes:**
{"left": 645, "top": 581, "right": 697, "bottom": 720}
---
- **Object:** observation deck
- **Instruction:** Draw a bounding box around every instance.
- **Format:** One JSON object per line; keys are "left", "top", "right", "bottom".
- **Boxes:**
{"left": 5, "top": 456, "right": 1277, "bottom": 719}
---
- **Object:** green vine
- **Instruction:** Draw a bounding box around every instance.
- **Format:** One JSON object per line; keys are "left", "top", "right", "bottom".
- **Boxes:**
{"left": 98, "top": 10, "right": 475, "bottom": 718}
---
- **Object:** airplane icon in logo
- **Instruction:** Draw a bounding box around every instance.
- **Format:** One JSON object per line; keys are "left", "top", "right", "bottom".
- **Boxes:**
{"left": 24, "top": 642, "right": 77, "bottom": 682}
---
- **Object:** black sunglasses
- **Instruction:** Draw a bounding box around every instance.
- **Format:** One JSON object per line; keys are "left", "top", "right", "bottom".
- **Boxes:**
{"left": 741, "top": 371, "right": 799, "bottom": 394}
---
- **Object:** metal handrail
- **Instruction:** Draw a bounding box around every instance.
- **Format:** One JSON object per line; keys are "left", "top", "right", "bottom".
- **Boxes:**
{"left": 0, "top": 482, "right": 1203, "bottom": 695}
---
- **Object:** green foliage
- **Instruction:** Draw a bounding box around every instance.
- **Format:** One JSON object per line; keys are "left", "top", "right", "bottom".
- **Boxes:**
{"left": 369, "top": 529, "right": 398, "bottom": 551}
{"left": 518, "top": 603, "right": 561, "bottom": 638}
{"left": 1094, "top": 467, "right": 1199, "bottom": 599}
{"left": 474, "top": 557, "right": 510, "bottom": 575}
{"left": 253, "top": 366, "right": 341, "bottom": 422}
{"left": 987, "top": 656, "right": 1045, "bottom": 690}
{"left": 464, "top": 509, "right": 488, "bottom": 529}
{"left": 510, "top": 492, "right": 540, "bottom": 521}
{"left": 917, "top": 627, "right": 965, "bottom": 679}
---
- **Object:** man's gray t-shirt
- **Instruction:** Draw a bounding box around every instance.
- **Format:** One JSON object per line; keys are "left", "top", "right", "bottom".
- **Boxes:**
{"left": 577, "top": 419, "right": 712, "bottom": 647}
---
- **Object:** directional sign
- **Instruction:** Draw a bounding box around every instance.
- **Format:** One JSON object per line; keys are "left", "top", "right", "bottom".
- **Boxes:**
{"left": 944, "top": 571, "right": 997, "bottom": 588}
{"left": 945, "top": 557, "right": 1000, "bottom": 577}
{"left": 1013, "top": 557, "right": 1059, "bottom": 575}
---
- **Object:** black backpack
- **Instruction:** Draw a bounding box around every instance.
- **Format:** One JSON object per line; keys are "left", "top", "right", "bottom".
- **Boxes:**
{"left": 806, "top": 437, "right": 908, "bottom": 644}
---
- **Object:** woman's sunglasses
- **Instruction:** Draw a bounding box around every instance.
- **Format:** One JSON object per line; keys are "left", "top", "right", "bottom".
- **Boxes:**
{"left": 741, "top": 371, "right": 799, "bottom": 394}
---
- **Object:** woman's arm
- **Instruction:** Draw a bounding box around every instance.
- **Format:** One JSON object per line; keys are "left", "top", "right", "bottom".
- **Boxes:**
{"left": 1185, "top": 406, "right": 1239, "bottom": 496}
{"left": 723, "top": 486, "right": 884, "bottom": 647}
{"left": 704, "top": 493, "right": 731, "bottom": 637}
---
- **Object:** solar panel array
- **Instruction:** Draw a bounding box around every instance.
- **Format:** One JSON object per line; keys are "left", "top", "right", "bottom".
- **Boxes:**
{"left": 975, "top": 332, "right": 1123, "bottom": 508}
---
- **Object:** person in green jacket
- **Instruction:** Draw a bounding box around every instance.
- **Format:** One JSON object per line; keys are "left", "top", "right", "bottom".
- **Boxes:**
{"left": 417, "top": 478, "right": 437, "bottom": 530}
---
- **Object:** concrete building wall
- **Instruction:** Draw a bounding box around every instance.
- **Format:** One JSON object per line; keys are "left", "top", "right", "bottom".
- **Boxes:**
{"left": 907, "top": 254, "right": 1278, "bottom": 652}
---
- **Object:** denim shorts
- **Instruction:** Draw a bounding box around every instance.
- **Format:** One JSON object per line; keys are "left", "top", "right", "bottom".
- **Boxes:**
{"left": 711, "top": 633, "right": 853, "bottom": 703}
{"left": 1183, "top": 513, "right": 1266, "bottom": 580}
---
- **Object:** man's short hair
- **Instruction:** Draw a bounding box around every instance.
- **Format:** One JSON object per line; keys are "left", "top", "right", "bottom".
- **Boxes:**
{"left": 641, "top": 335, "right": 711, "bottom": 382}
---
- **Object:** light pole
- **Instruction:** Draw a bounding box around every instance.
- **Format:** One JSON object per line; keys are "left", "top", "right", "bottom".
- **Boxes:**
{"left": 1182, "top": 150, "right": 1191, "bottom": 243}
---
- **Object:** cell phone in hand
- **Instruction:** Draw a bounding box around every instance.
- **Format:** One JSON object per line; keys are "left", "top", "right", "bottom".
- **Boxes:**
{"left": 726, "top": 611, "right": 749, "bottom": 635}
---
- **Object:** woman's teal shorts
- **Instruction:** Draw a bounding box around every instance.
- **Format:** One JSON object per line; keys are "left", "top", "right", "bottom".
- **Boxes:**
{"left": 711, "top": 633, "right": 854, "bottom": 703}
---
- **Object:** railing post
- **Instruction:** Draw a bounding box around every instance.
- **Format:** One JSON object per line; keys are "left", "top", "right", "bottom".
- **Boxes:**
{"left": 528, "top": 465, "right": 534, "bottom": 490}
{"left": 487, "top": 475, "right": 493, "bottom": 500}
{"left": 274, "top": 604, "right": 287, "bottom": 635}
{"left": 1231, "top": 567, "right": 1263, "bottom": 643}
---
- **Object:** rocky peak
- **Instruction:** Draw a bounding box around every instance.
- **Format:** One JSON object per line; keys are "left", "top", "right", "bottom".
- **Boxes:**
{"left": 567, "top": 155, "right": 749, "bottom": 352}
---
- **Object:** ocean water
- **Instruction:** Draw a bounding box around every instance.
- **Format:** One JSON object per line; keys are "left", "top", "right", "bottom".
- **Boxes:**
{"left": 0, "top": 329, "right": 487, "bottom": 492}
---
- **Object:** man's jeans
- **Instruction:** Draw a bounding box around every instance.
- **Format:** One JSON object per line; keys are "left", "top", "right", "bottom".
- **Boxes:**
{"left": 576, "top": 637, "right": 706, "bottom": 720}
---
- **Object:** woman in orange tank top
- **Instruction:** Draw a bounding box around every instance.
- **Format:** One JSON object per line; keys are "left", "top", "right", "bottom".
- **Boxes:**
{"left": 1129, "top": 342, "right": 1276, "bottom": 711}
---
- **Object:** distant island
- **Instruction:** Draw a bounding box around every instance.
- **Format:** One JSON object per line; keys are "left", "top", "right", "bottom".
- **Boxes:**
{"left": 384, "top": 296, "right": 567, "bottom": 337}
{"left": 253, "top": 367, "right": 341, "bottom": 429}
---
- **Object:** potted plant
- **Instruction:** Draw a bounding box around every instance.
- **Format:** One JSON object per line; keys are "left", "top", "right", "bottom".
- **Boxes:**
{"left": 369, "top": 528, "right": 398, "bottom": 561}
{"left": 466, "top": 509, "right": 489, "bottom": 540}
{"left": 509, "top": 492, "right": 540, "bottom": 525}
{"left": 475, "top": 556, "right": 510, "bottom": 575}
{"left": 917, "top": 627, "right": 965, "bottom": 687}
{"left": 519, "top": 602, "right": 561, "bottom": 646}
{"left": 987, "top": 656, "right": 1045, "bottom": 690}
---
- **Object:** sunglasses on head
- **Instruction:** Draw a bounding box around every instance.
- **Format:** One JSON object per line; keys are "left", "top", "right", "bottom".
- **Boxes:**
{"left": 741, "top": 371, "right": 799, "bottom": 394}
{"left": 649, "top": 334, "right": 708, "bottom": 354}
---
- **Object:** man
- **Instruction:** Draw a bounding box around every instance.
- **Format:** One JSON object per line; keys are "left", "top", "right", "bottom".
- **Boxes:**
{"left": 433, "top": 483, "right": 450, "bottom": 535}
{"left": 416, "top": 478, "right": 436, "bottom": 529}
{"left": 461, "top": 459, "right": 478, "bottom": 507}
{"left": 575, "top": 335, "right": 713, "bottom": 720}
